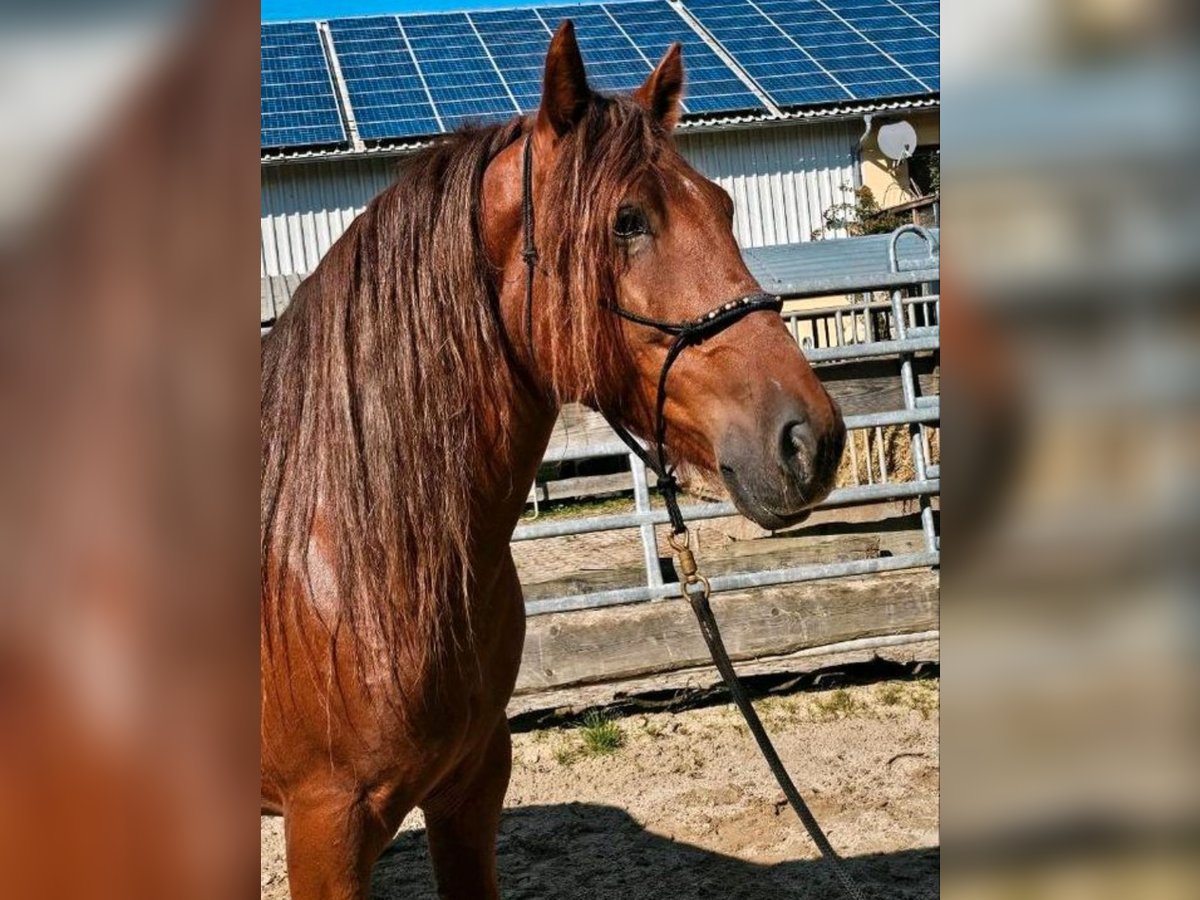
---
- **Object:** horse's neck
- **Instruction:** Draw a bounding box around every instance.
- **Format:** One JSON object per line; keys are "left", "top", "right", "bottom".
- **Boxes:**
{"left": 466, "top": 385, "right": 559, "bottom": 561}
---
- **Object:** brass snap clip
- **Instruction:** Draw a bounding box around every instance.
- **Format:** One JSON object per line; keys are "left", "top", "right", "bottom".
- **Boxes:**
{"left": 668, "top": 529, "right": 711, "bottom": 600}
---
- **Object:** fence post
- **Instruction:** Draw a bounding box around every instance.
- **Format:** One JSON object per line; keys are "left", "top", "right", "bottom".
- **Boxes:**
{"left": 629, "top": 453, "right": 665, "bottom": 596}
{"left": 889, "top": 227, "right": 939, "bottom": 555}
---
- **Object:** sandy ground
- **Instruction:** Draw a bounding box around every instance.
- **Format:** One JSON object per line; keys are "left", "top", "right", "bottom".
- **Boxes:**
{"left": 261, "top": 679, "right": 939, "bottom": 899}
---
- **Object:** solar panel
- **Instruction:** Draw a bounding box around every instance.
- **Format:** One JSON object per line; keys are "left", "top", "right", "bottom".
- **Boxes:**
{"left": 890, "top": 0, "right": 939, "bottom": 36}
{"left": 680, "top": 0, "right": 851, "bottom": 105}
{"left": 261, "top": 23, "right": 347, "bottom": 149}
{"left": 532, "top": 4, "right": 653, "bottom": 98}
{"left": 604, "top": 1, "right": 763, "bottom": 114}
{"left": 326, "top": 17, "right": 442, "bottom": 141}
{"left": 262, "top": 0, "right": 937, "bottom": 151}
{"left": 471, "top": 2, "right": 766, "bottom": 118}
{"left": 683, "top": 0, "right": 935, "bottom": 106}
{"left": 758, "top": 0, "right": 928, "bottom": 98}
{"left": 469, "top": 9, "right": 553, "bottom": 112}
{"left": 399, "top": 13, "right": 521, "bottom": 131}
{"left": 875, "top": 0, "right": 939, "bottom": 88}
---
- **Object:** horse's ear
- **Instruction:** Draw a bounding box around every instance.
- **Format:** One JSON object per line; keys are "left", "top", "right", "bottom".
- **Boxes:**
{"left": 537, "top": 21, "right": 591, "bottom": 138}
{"left": 634, "top": 43, "right": 684, "bottom": 130}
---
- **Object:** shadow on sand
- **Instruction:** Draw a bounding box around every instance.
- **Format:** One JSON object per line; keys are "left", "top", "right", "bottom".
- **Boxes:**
{"left": 371, "top": 802, "right": 937, "bottom": 899}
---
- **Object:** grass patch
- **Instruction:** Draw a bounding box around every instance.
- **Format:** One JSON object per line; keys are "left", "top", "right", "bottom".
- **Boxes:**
{"left": 877, "top": 683, "right": 906, "bottom": 706}
{"left": 523, "top": 494, "right": 635, "bottom": 522}
{"left": 874, "top": 680, "right": 938, "bottom": 719}
{"left": 904, "top": 683, "right": 938, "bottom": 720}
{"left": 639, "top": 717, "right": 663, "bottom": 739}
{"left": 756, "top": 695, "right": 803, "bottom": 727}
{"left": 579, "top": 711, "right": 626, "bottom": 756}
{"left": 551, "top": 712, "right": 627, "bottom": 766}
{"left": 553, "top": 745, "right": 581, "bottom": 767}
{"left": 810, "top": 688, "right": 867, "bottom": 721}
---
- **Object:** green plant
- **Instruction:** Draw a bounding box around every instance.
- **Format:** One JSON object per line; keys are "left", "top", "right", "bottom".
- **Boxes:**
{"left": 639, "top": 717, "right": 663, "bottom": 739}
{"left": 909, "top": 147, "right": 939, "bottom": 196}
{"left": 810, "top": 688, "right": 867, "bottom": 721}
{"left": 904, "top": 683, "right": 938, "bottom": 721}
{"left": 553, "top": 745, "right": 580, "bottom": 766}
{"left": 813, "top": 185, "right": 906, "bottom": 240}
{"left": 579, "top": 711, "right": 626, "bottom": 756}
{"left": 877, "top": 683, "right": 905, "bottom": 706}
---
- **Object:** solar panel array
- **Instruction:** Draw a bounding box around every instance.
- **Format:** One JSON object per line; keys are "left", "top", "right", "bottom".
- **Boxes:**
{"left": 684, "top": 0, "right": 934, "bottom": 104}
{"left": 326, "top": 17, "right": 442, "bottom": 141}
{"left": 470, "top": 8, "right": 553, "bottom": 112}
{"left": 261, "top": 22, "right": 347, "bottom": 148}
{"left": 261, "top": 0, "right": 938, "bottom": 151}
{"left": 600, "top": 1, "right": 763, "bottom": 113}
{"left": 469, "top": 2, "right": 762, "bottom": 116}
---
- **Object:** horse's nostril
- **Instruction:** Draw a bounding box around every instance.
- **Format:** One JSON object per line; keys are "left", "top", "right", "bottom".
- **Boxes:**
{"left": 784, "top": 420, "right": 815, "bottom": 459}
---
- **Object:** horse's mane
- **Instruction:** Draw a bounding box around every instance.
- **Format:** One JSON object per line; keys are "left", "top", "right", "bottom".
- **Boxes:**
{"left": 261, "top": 96, "right": 664, "bottom": 695}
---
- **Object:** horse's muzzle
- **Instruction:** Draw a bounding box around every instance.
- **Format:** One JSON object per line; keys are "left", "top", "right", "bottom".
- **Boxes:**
{"left": 716, "top": 395, "right": 846, "bottom": 530}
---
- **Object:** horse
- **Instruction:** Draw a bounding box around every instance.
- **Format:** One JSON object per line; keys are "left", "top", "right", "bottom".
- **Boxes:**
{"left": 260, "top": 21, "right": 845, "bottom": 900}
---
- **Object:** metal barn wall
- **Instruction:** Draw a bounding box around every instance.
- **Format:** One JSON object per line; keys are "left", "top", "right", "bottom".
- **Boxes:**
{"left": 261, "top": 121, "right": 861, "bottom": 278}
{"left": 261, "top": 157, "right": 399, "bottom": 278}
{"left": 676, "top": 120, "right": 860, "bottom": 248}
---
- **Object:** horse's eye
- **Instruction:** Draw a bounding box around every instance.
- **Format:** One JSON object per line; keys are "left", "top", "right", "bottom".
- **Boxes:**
{"left": 614, "top": 206, "right": 649, "bottom": 240}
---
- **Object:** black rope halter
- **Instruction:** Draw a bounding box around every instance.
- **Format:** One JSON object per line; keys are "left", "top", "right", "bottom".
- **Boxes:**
{"left": 518, "top": 132, "right": 871, "bottom": 900}
{"left": 607, "top": 293, "right": 783, "bottom": 533}
{"left": 521, "top": 129, "right": 539, "bottom": 361}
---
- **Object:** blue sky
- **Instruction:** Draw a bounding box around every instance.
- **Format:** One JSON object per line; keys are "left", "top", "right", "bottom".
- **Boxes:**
{"left": 262, "top": 0, "right": 540, "bottom": 22}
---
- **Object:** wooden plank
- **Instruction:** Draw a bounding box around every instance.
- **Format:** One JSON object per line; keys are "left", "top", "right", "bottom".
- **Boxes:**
{"left": 531, "top": 471, "right": 643, "bottom": 503}
{"left": 543, "top": 404, "right": 618, "bottom": 460}
{"left": 515, "top": 568, "right": 938, "bottom": 694}
{"left": 709, "top": 532, "right": 878, "bottom": 565}
{"left": 818, "top": 355, "right": 939, "bottom": 417}
{"left": 507, "top": 638, "right": 939, "bottom": 718}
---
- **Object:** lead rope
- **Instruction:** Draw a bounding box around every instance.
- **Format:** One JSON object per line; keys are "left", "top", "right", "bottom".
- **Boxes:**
{"left": 605, "top": 360, "right": 870, "bottom": 900}
{"left": 521, "top": 133, "right": 869, "bottom": 900}
{"left": 669, "top": 526, "right": 870, "bottom": 900}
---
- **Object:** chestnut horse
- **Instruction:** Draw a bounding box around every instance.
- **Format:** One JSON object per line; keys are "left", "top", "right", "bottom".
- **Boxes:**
{"left": 261, "top": 22, "right": 845, "bottom": 900}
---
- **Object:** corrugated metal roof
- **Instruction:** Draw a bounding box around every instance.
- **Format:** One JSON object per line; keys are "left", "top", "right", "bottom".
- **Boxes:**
{"left": 261, "top": 229, "right": 938, "bottom": 326}
{"left": 778, "top": 96, "right": 939, "bottom": 121}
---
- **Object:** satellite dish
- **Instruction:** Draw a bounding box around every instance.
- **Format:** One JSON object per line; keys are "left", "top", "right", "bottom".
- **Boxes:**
{"left": 877, "top": 120, "right": 918, "bottom": 162}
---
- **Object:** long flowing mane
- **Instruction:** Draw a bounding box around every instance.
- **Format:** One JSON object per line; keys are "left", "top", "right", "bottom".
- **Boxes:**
{"left": 261, "top": 97, "right": 665, "bottom": 693}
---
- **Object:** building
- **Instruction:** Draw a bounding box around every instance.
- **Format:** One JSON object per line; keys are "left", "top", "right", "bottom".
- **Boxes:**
{"left": 261, "top": 0, "right": 940, "bottom": 324}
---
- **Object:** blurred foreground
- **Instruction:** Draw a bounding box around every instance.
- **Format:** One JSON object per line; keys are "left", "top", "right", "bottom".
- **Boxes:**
{"left": 0, "top": 3, "right": 259, "bottom": 899}
{"left": 944, "top": 0, "right": 1199, "bottom": 897}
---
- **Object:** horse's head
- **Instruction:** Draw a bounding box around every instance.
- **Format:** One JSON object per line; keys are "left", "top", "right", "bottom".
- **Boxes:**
{"left": 484, "top": 22, "right": 845, "bottom": 529}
